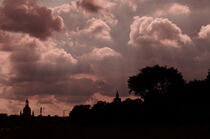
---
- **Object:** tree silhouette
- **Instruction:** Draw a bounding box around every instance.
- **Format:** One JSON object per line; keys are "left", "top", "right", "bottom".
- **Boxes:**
{"left": 69, "top": 105, "right": 91, "bottom": 122}
{"left": 128, "top": 65, "right": 185, "bottom": 102}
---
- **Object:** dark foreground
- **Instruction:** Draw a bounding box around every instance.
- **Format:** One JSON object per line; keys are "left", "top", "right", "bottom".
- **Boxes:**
{"left": 1, "top": 119, "right": 210, "bottom": 139}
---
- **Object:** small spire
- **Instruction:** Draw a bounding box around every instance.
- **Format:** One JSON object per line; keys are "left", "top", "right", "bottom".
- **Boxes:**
{"left": 113, "top": 90, "right": 121, "bottom": 103}
{"left": 116, "top": 90, "right": 119, "bottom": 98}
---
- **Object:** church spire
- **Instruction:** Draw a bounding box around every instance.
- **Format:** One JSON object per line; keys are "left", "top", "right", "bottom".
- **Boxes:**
{"left": 113, "top": 90, "right": 121, "bottom": 103}
{"left": 116, "top": 90, "right": 119, "bottom": 98}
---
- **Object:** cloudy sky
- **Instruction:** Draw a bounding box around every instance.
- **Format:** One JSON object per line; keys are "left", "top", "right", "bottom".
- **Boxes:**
{"left": 0, "top": 0, "right": 210, "bottom": 115}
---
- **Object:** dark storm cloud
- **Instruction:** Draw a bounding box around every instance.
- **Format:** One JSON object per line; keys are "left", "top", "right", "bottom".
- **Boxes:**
{"left": 0, "top": 0, "right": 64, "bottom": 40}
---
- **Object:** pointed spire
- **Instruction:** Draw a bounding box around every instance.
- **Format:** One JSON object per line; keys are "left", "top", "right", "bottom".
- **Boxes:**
{"left": 116, "top": 90, "right": 119, "bottom": 98}
{"left": 113, "top": 90, "right": 121, "bottom": 103}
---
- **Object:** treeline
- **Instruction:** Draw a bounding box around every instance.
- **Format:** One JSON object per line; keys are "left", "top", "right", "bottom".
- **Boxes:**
{"left": 69, "top": 65, "right": 210, "bottom": 123}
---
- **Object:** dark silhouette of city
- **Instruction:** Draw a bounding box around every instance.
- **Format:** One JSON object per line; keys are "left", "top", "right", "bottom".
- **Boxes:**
{"left": 1, "top": 65, "right": 210, "bottom": 139}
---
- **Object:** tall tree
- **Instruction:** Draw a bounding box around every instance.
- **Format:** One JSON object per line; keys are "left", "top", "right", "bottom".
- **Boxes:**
{"left": 128, "top": 65, "right": 185, "bottom": 102}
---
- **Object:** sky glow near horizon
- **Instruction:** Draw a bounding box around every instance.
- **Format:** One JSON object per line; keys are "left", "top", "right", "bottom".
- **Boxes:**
{"left": 0, "top": 0, "right": 210, "bottom": 115}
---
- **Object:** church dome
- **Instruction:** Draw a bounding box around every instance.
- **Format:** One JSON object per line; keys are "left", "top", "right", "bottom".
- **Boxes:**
{"left": 23, "top": 99, "right": 31, "bottom": 117}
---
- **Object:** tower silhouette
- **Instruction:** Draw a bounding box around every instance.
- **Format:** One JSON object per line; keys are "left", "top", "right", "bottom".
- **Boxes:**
{"left": 23, "top": 99, "right": 31, "bottom": 117}
{"left": 113, "top": 90, "right": 121, "bottom": 103}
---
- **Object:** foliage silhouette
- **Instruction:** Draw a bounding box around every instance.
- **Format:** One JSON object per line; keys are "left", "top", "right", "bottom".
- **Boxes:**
{"left": 128, "top": 65, "right": 185, "bottom": 103}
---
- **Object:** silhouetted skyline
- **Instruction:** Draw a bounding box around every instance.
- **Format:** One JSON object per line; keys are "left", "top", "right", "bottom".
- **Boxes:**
{"left": 1, "top": 64, "right": 210, "bottom": 138}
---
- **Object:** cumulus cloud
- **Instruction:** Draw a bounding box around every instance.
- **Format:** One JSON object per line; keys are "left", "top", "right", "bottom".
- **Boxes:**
{"left": 90, "top": 47, "right": 121, "bottom": 60}
{"left": 40, "top": 48, "right": 78, "bottom": 65}
{"left": 2, "top": 0, "right": 210, "bottom": 115}
{"left": 155, "top": 3, "right": 191, "bottom": 16}
{"left": 198, "top": 24, "right": 210, "bottom": 40}
{"left": 81, "top": 18, "right": 112, "bottom": 40}
{"left": 81, "top": 47, "right": 121, "bottom": 61}
{"left": 0, "top": 0, "right": 64, "bottom": 40}
{"left": 0, "top": 33, "right": 103, "bottom": 105}
{"left": 129, "top": 16, "right": 192, "bottom": 48}
{"left": 169, "top": 3, "right": 191, "bottom": 15}
{"left": 52, "top": 2, "right": 118, "bottom": 36}
{"left": 69, "top": 18, "right": 113, "bottom": 51}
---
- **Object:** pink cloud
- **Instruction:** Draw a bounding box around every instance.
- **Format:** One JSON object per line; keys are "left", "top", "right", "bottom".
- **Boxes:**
{"left": 198, "top": 24, "right": 210, "bottom": 40}
{"left": 155, "top": 3, "right": 191, "bottom": 16}
{"left": 84, "top": 18, "right": 112, "bottom": 40}
{"left": 129, "top": 16, "right": 192, "bottom": 48}
{"left": 81, "top": 47, "right": 121, "bottom": 61}
{"left": 0, "top": 0, "right": 64, "bottom": 40}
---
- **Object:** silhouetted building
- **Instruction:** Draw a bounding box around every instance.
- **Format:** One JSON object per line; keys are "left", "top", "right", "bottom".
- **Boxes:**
{"left": 22, "top": 99, "right": 31, "bottom": 117}
{"left": 113, "top": 91, "right": 121, "bottom": 103}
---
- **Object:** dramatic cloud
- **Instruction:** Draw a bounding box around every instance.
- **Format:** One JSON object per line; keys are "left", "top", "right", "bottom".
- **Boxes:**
{"left": 0, "top": 34, "right": 99, "bottom": 105}
{"left": 1, "top": 0, "right": 210, "bottom": 115}
{"left": 0, "top": 0, "right": 64, "bottom": 40}
{"left": 68, "top": 18, "right": 113, "bottom": 55}
{"left": 129, "top": 16, "right": 192, "bottom": 48}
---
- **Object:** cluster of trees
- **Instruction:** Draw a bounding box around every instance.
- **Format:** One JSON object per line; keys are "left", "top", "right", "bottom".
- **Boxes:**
{"left": 69, "top": 98, "right": 144, "bottom": 123}
{"left": 70, "top": 65, "right": 210, "bottom": 123}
